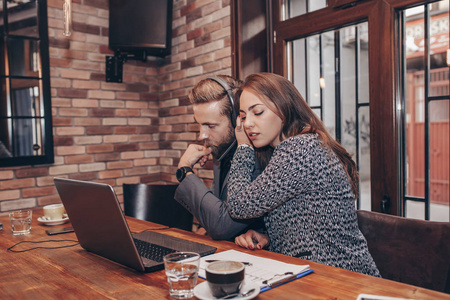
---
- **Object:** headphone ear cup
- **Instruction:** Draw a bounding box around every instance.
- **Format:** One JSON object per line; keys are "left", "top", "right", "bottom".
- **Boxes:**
{"left": 230, "top": 95, "right": 237, "bottom": 129}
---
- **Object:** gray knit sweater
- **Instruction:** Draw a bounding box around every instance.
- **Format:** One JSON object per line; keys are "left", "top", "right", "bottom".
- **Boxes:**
{"left": 226, "top": 134, "right": 380, "bottom": 277}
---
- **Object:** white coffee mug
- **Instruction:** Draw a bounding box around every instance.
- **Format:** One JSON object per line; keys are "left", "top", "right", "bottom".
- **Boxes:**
{"left": 43, "top": 204, "right": 65, "bottom": 220}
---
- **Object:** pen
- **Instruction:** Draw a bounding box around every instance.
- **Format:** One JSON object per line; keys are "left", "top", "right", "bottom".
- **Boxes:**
{"left": 266, "top": 273, "right": 298, "bottom": 287}
{"left": 205, "top": 260, "right": 252, "bottom": 266}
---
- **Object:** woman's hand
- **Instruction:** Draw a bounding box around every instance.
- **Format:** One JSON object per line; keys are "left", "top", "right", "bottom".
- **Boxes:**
{"left": 235, "top": 116, "right": 252, "bottom": 147}
{"left": 235, "top": 229, "right": 269, "bottom": 250}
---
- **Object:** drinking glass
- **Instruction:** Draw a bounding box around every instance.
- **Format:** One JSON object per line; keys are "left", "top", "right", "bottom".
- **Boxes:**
{"left": 9, "top": 210, "right": 32, "bottom": 235}
{"left": 164, "top": 252, "right": 200, "bottom": 299}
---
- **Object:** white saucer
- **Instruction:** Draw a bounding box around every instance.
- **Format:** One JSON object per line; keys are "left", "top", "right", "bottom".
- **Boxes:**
{"left": 194, "top": 280, "right": 260, "bottom": 300}
{"left": 37, "top": 214, "right": 69, "bottom": 226}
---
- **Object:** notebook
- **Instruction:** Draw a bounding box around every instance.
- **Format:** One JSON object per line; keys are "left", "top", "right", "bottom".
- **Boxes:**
{"left": 54, "top": 177, "right": 217, "bottom": 272}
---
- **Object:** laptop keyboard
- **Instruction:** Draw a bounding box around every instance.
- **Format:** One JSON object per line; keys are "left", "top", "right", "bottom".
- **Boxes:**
{"left": 133, "top": 238, "right": 176, "bottom": 262}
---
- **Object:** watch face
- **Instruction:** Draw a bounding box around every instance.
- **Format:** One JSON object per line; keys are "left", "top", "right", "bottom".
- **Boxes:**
{"left": 176, "top": 168, "right": 184, "bottom": 182}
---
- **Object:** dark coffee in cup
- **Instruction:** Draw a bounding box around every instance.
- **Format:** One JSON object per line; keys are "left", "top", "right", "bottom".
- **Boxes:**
{"left": 205, "top": 261, "right": 245, "bottom": 298}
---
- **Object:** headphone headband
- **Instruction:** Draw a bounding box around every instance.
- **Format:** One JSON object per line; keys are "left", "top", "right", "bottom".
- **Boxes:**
{"left": 206, "top": 76, "right": 237, "bottom": 128}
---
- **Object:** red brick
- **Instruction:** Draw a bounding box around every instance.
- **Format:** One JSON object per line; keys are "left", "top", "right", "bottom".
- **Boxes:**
{"left": 195, "top": 33, "right": 212, "bottom": 47}
{"left": 173, "top": 25, "right": 187, "bottom": 37}
{"left": 116, "top": 177, "right": 141, "bottom": 186}
{"left": 0, "top": 190, "right": 20, "bottom": 200}
{"left": 49, "top": 37, "right": 70, "bottom": 49}
{"left": 160, "top": 173, "right": 177, "bottom": 183}
{"left": 56, "top": 145, "right": 86, "bottom": 156}
{"left": 84, "top": 0, "right": 108, "bottom": 9}
{"left": 73, "top": 22, "right": 100, "bottom": 35}
{"left": 181, "top": 2, "right": 196, "bottom": 16}
{"left": 141, "top": 174, "right": 162, "bottom": 183}
{"left": 37, "top": 195, "right": 63, "bottom": 207}
{"left": 65, "top": 154, "right": 95, "bottom": 164}
{"left": 90, "top": 72, "right": 105, "bottom": 81}
{"left": 15, "top": 168, "right": 49, "bottom": 178}
{"left": 140, "top": 142, "right": 159, "bottom": 150}
{"left": 69, "top": 172, "right": 97, "bottom": 181}
{"left": 22, "top": 186, "right": 56, "bottom": 198}
{"left": 0, "top": 178, "right": 35, "bottom": 190}
{"left": 55, "top": 127, "right": 85, "bottom": 136}
{"left": 204, "top": 20, "right": 222, "bottom": 34}
{"left": 125, "top": 83, "right": 149, "bottom": 93}
{"left": 59, "top": 49, "right": 88, "bottom": 60}
{"left": 54, "top": 137, "right": 74, "bottom": 146}
{"left": 187, "top": 28, "right": 202, "bottom": 40}
{"left": 86, "top": 144, "right": 114, "bottom": 153}
{"left": 181, "top": 58, "right": 196, "bottom": 69}
{"left": 0, "top": 170, "right": 14, "bottom": 180}
{"left": 114, "top": 143, "right": 139, "bottom": 152}
{"left": 124, "top": 167, "right": 148, "bottom": 176}
{"left": 86, "top": 126, "right": 113, "bottom": 135}
{"left": 99, "top": 45, "right": 114, "bottom": 55}
{"left": 98, "top": 170, "right": 123, "bottom": 179}
{"left": 95, "top": 152, "right": 121, "bottom": 162}
{"left": 107, "top": 161, "right": 133, "bottom": 169}
{"left": 114, "top": 126, "right": 138, "bottom": 134}
{"left": 58, "top": 89, "right": 88, "bottom": 98}
{"left": 90, "top": 108, "right": 115, "bottom": 117}
{"left": 53, "top": 117, "right": 73, "bottom": 126}
{"left": 186, "top": 8, "right": 202, "bottom": 23}
{"left": 139, "top": 126, "right": 159, "bottom": 134}
{"left": 116, "top": 109, "right": 140, "bottom": 117}
{"left": 140, "top": 93, "right": 158, "bottom": 101}
{"left": 50, "top": 58, "right": 71, "bottom": 68}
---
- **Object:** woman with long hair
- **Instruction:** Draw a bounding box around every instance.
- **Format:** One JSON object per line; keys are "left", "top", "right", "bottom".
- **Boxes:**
{"left": 226, "top": 73, "right": 380, "bottom": 276}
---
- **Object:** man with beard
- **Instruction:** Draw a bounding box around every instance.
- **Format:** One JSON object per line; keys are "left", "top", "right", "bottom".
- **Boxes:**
{"left": 174, "top": 75, "right": 265, "bottom": 241}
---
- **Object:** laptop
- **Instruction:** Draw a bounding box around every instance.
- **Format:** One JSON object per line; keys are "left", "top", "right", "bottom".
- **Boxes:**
{"left": 54, "top": 178, "right": 217, "bottom": 272}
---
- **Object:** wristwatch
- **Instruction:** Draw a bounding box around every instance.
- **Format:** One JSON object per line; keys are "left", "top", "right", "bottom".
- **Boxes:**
{"left": 176, "top": 166, "right": 194, "bottom": 183}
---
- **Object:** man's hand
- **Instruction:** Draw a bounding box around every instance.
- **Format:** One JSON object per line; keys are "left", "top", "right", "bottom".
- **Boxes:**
{"left": 178, "top": 144, "right": 212, "bottom": 168}
{"left": 235, "top": 117, "right": 252, "bottom": 147}
{"left": 235, "top": 229, "right": 269, "bottom": 250}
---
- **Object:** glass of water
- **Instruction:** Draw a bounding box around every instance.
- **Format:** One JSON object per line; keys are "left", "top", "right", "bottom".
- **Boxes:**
{"left": 9, "top": 210, "right": 32, "bottom": 235}
{"left": 164, "top": 252, "right": 200, "bottom": 299}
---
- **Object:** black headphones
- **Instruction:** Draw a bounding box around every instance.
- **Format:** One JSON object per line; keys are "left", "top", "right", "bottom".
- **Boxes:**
{"left": 206, "top": 76, "right": 237, "bottom": 128}
{"left": 206, "top": 76, "right": 238, "bottom": 161}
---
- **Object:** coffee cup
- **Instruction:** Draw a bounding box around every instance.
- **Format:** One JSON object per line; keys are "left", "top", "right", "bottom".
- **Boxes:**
{"left": 43, "top": 204, "right": 65, "bottom": 220}
{"left": 205, "top": 260, "right": 245, "bottom": 298}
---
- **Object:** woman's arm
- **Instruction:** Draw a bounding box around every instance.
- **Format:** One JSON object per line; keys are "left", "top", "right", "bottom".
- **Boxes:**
{"left": 226, "top": 135, "right": 317, "bottom": 219}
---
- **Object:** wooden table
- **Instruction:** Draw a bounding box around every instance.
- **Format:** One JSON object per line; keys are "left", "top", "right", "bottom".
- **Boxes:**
{"left": 0, "top": 209, "right": 448, "bottom": 299}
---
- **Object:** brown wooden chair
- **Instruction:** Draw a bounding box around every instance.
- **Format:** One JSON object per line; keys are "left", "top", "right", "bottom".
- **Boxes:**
{"left": 123, "top": 184, "right": 193, "bottom": 232}
{"left": 357, "top": 210, "right": 450, "bottom": 293}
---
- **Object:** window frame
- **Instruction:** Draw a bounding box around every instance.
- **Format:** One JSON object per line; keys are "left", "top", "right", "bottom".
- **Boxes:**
{"left": 0, "top": 0, "right": 53, "bottom": 167}
{"left": 271, "top": 0, "right": 437, "bottom": 215}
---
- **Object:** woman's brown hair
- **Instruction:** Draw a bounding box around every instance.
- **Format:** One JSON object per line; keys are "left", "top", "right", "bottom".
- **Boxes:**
{"left": 237, "top": 72, "right": 360, "bottom": 197}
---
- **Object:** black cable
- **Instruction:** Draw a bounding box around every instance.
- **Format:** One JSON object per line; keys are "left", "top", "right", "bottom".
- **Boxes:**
{"left": 9, "top": 227, "right": 172, "bottom": 252}
{"left": 7, "top": 239, "right": 80, "bottom": 253}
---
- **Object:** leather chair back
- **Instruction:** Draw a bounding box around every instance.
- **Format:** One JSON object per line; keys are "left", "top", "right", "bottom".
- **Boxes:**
{"left": 123, "top": 184, "right": 193, "bottom": 232}
{"left": 357, "top": 210, "right": 450, "bottom": 293}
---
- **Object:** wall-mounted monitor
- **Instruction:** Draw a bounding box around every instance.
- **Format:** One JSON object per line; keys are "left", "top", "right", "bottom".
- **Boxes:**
{"left": 108, "top": 0, "right": 172, "bottom": 57}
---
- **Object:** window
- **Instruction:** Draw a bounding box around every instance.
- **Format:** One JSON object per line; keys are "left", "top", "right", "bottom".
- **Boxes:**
{"left": 400, "top": 1, "right": 449, "bottom": 221}
{"left": 286, "top": 23, "right": 371, "bottom": 210}
{"left": 0, "top": 0, "right": 53, "bottom": 166}
{"left": 272, "top": 0, "right": 448, "bottom": 219}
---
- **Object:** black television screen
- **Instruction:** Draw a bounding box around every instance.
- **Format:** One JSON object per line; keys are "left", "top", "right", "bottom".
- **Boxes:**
{"left": 109, "top": 0, "right": 172, "bottom": 57}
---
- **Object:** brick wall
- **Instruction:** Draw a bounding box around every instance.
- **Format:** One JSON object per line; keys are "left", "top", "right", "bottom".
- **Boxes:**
{"left": 0, "top": 0, "right": 232, "bottom": 213}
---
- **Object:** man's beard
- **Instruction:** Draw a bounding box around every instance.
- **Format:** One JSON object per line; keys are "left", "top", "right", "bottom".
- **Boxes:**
{"left": 204, "top": 127, "right": 235, "bottom": 159}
